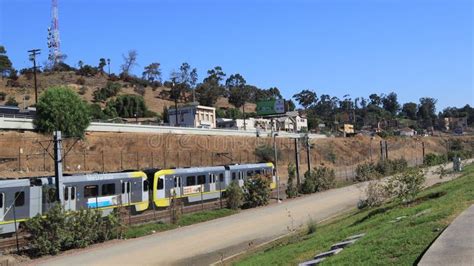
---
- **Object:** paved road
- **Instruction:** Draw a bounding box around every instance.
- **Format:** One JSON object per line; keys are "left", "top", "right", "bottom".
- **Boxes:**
{"left": 35, "top": 162, "right": 470, "bottom": 266}
{"left": 419, "top": 204, "right": 474, "bottom": 265}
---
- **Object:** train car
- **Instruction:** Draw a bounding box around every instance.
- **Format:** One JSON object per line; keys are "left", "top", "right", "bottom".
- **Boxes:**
{"left": 0, "top": 179, "right": 42, "bottom": 235}
{"left": 147, "top": 166, "right": 226, "bottom": 208}
{"left": 61, "top": 171, "right": 149, "bottom": 214}
{"left": 149, "top": 162, "right": 275, "bottom": 208}
{"left": 225, "top": 162, "right": 276, "bottom": 189}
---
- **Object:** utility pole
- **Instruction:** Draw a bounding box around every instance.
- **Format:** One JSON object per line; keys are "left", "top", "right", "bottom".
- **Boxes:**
{"left": 242, "top": 104, "right": 246, "bottom": 131}
{"left": 422, "top": 141, "right": 425, "bottom": 164}
{"left": 305, "top": 134, "right": 311, "bottom": 173}
{"left": 294, "top": 138, "right": 301, "bottom": 187}
{"left": 54, "top": 131, "right": 64, "bottom": 203}
{"left": 107, "top": 58, "right": 111, "bottom": 75}
{"left": 385, "top": 140, "right": 389, "bottom": 160}
{"left": 272, "top": 132, "right": 280, "bottom": 202}
{"left": 28, "top": 49, "right": 41, "bottom": 104}
{"left": 380, "top": 140, "right": 384, "bottom": 161}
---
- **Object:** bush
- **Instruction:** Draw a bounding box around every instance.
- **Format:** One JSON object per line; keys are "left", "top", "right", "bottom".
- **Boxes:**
{"left": 76, "top": 77, "right": 85, "bottom": 85}
{"left": 106, "top": 94, "right": 148, "bottom": 118}
{"left": 285, "top": 163, "right": 298, "bottom": 198}
{"left": 300, "top": 166, "right": 336, "bottom": 194}
{"left": 0, "top": 92, "right": 6, "bottom": 101}
{"left": 424, "top": 153, "right": 448, "bottom": 166}
{"left": 307, "top": 217, "right": 317, "bottom": 235}
{"left": 385, "top": 168, "right": 425, "bottom": 203}
{"left": 354, "top": 162, "right": 381, "bottom": 182}
{"left": 25, "top": 204, "right": 120, "bottom": 256}
{"left": 225, "top": 181, "right": 243, "bottom": 210}
{"left": 255, "top": 144, "right": 280, "bottom": 163}
{"left": 375, "top": 158, "right": 408, "bottom": 176}
{"left": 5, "top": 96, "right": 18, "bottom": 106}
{"left": 243, "top": 174, "right": 271, "bottom": 208}
{"left": 34, "top": 86, "right": 91, "bottom": 137}
{"left": 93, "top": 81, "right": 121, "bottom": 102}
{"left": 363, "top": 181, "right": 388, "bottom": 208}
{"left": 76, "top": 64, "right": 98, "bottom": 77}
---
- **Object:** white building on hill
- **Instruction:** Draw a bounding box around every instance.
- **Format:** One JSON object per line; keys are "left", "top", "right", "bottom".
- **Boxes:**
{"left": 168, "top": 104, "right": 216, "bottom": 128}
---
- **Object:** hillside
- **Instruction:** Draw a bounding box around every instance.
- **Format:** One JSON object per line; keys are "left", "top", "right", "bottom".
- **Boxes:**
{"left": 0, "top": 129, "right": 472, "bottom": 180}
{"left": 0, "top": 71, "right": 257, "bottom": 115}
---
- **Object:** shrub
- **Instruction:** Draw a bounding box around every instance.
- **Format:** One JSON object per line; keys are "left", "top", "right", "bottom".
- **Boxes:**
{"left": 385, "top": 168, "right": 425, "bottom": 203}
{"left": 93, "top": 81, "right": 121, "bottom": 102}
{"left": 254, "top": 144, "right": 280, "bottom": 163}
{"left": 225, "top": 181, "right": 243, "bottom": 210}
{"left": 354, "top": 162, "right": 380, "bottom": 182}
{"left": 0, "top": 92, "right": 6, "bottom": 101}
{"left": 76, "top": 77, "right": 86, "bottom": 85}
{"left": 300, "top": 166, "right": 336, "bottom": 194}
{"left": 307, "top": 217, "right": 317, "bottom": 235}
{"left": 375, "top": 158, "right": 408, "bottom": 176}
{"left": 25, "top": 204, "right": 120, "bottom": 256}
{"left": 34, "top": 86, "right": 91, "bottom": 137}
{"left": 243, "top": 174, "right": 271, "bottom": 208}
{"left": 78, "top": 86, "right": 88, "bottom": 95}
{"left": 363, "top": 181, "right": 388, "bottom": 208}
{"left": 424, "top": 153, "right": 448, "bottom": 166}
{"left": 106, "top": 94, "right": 148, "bottom": 118}
{"left": 285, "top": 163, "right": 298, "bottom": 198}
{"left": 5, "top": 96, "right": 18, "bottom": 106}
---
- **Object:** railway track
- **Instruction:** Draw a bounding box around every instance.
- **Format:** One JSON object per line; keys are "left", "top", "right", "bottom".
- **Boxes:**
{"left": 0, "top": 188, "right": 284, "bottom": 253}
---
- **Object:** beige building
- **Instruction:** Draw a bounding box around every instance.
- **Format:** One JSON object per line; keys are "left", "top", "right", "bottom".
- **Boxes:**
{"left": 168, "top": 104, "right": 216, "bottom": 128}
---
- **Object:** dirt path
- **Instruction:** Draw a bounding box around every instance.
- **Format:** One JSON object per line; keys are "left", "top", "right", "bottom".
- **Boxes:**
{"left": 33, "top": 161, "right": 471, "bottom": 266}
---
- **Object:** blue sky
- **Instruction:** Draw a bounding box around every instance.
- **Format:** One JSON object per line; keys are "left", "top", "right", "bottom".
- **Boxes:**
{"left": 1, "top": 0, "right": 472, "bottom": 110}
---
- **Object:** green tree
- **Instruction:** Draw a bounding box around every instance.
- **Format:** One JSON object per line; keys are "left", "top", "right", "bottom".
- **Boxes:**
{"left": 107, "top": 94, "right": 148, "bottom": 118}
{"left": 142, "top": 62, "right": 162, "bottom": 82}
{"left": 0, "top": 45, "right": 13, "bottom": 78}
{"left": 196, "top": 66, "right": 226, "bottom": 106}
{"left": 293, "top": 89, "right": 317, "bottom": 110}
{"left": 417, "top": 97, "right": 437, "bottom": 128}
{"left": 401, "top": 102, "right": 418, "bottom": 120}
{"left": 34, "top": 87, "right": 91, "bottom": 137}
{"left": 382, "top": 92, "right": 400, "bottom": 115}
{"left": 98, "top": 58, "right": 107, "bottom": 73}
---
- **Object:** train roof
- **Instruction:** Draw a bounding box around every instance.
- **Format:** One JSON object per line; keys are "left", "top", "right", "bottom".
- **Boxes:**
{"left": 226, "top": 163, "right": 273, "bottom": 170}
{"left": 166, "top": 166, "right": 226, "bottom": 174}
{"left": 0, "top": 179, "right": 30, "bottom": 188}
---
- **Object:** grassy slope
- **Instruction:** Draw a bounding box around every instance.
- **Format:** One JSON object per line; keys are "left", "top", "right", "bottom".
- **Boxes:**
{"left": 124, "top": 208, "right": 236, "bottom": 239}
{"left": 236, "top": 164, "right": 474, "bottom": 266}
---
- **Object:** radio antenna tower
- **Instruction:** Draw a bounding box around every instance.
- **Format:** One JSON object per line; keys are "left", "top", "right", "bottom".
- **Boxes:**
{"left": 47, "top": 0, "right": 62, "bottom": 66}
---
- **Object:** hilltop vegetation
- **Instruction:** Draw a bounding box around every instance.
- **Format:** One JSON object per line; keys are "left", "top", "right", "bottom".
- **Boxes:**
{"left": 0, "top": 45, "right": 473, "bottom": 132}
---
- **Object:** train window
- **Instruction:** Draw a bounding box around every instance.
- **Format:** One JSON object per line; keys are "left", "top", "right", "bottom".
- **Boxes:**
{"left": 14, "top": 192, "right": 25, "bottom": 207}
{"left": 143, "top": 181, "right": 149, "bottom": 192}
{"left": 121, "top": 183, "right": 125, "bottom": 194}
{"left": 186, "top": 176, "right": 196, "bottom": 186}
{"left": 102, "top": 183, "right": 116, "bottom": 196}
{"left": 84, "top": 185, "right": 98, "bottom": 198}
{"left": 64, "top": 188, "right": 68, "bottom": 201}
{"left": 256, "top": 170, "right": 261, "bottom": 175}
{"left": 158, "top": 178, "right": 164, "bottom": 190}
{"left": 71, "top": 187, "right": 76, "bottom": 200}
{"left": 197, "top": 175, "right": 206, "bottom": 185}
{"left": 127, "top": 182, "right": 131, "bottom": 192}
{"left": 0, "top": 193, "right": 3, "bottom": 208}
{"left": 219, "top": 173, "right": 224, "bottom": 182}
{"left": 232, "top": 172, "right": 236, "bottom": 180}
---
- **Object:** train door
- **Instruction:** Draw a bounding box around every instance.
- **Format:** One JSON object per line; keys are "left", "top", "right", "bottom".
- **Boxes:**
{"left": 217, "top": 173, "right": 225, "bottom": 191}
{"left": 121, "top": 181, "right": 131, "bottom": 205}
{"left": 63, "top": 186, "right": 76, "bottom": 211}
{"left": 0, "top": 193, "right": 4, "bottom": 222}
{"left": 238, "top": 172, "right": 244, "bottom": 187}
{"left": 209, "top": 174, "right": 216, "bottom": 192}
{"left": 156, "top": 176, "right": 165, "bottom": 201}
{"left": 173, "top": 176, "right": 182, "bottom": 196}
